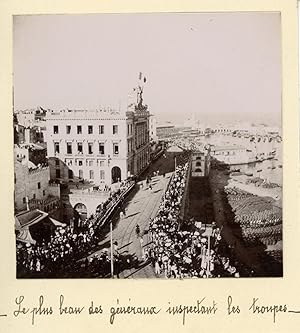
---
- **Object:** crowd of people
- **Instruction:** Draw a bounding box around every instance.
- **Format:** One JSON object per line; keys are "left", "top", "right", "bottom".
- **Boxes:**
{"left": 16, "top": 179, "right": 135, "bottom": 277}
{"left": 146, "top": 163, "right": 241, "bottom": 278}
{"left": 16, "top": 140, "right": 283, "bottom": 278}
{"left": 225, "top": 186, "right": 282, "bottom": 250}
{"left": 245, "top": 177, "right": 279, "bottom": 189}
{"left": 93, "top": 180, "right": 134, "bottom": 224}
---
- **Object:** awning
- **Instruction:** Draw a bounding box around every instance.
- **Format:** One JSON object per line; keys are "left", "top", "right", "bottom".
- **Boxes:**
{"left": 167, "top": 145, "right": 184, "bottom": 153}
{"left": 16, "top": 228, "right": 36, "bottom": 245}
{"left": 49, "top": 217, "right": 66, "bottom": 227}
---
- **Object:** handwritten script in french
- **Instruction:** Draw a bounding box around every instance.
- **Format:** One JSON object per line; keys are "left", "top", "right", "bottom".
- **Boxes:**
{"left": 0, "top": 295, "right": 298, "bottom": 326}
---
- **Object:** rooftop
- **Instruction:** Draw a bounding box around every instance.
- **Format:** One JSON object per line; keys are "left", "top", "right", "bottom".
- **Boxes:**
{"left": 46, "top": 108, "right": 124, "bottom": 119}
{"left": 18, "top": 143, "right": 46, "bottom": 151}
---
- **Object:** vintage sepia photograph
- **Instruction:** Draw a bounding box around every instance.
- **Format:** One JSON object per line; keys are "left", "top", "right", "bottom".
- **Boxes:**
{"left": 13, "top": 12, "right": 282, "bottom": 279}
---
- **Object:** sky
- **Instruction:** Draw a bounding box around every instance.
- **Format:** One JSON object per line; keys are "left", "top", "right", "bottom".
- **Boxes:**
{"left": 13, "top": 13, "right": 281, "bottom": 126}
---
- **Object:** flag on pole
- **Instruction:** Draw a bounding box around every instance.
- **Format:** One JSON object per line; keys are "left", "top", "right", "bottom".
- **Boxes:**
{"left": 139, "top": 72, "right": 142, "bottom": 80}
{"left": 144, "top": 77, "right": 147, "bottom": 83}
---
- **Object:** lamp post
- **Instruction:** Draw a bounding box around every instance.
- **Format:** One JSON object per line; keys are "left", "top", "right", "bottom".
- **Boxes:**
{"left": 205, "top": 225, "right": 213, "bottom": 277}
{"left": 25, "top": 196, "right": 29, "bottom": 211}
{"left": 206, "top": 234, "right": 211, "bottom": 276}
{"left": 110, "top": 222, "right": 114, "bottom": 278}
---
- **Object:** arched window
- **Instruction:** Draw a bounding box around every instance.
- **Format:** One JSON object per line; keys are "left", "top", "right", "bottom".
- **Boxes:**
{"left": 196, "top": 161, "right": 201, "bottom": 167}
{"left": 74, "top": 203, "right": 87, "bottom": 221}
{"left": 111, "top": 166, "right": 121, "bottom": 183}
{"left": 195, "top": 168, "right": 202, "bottom": 173}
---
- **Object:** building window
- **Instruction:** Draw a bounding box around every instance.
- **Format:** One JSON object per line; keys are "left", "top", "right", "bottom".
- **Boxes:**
{"left": 67, "top": 142, "right": 72, "bottom": 154}
{"left": 77, "top": 142, "right": 83, "bottom": 154}
{"left": 99, "top": 125, "right": 104, "bottom": 134}
{"left": 37, "top": 182, "right": 41, "bottom": 189}
{"left": 88, "top": 125, "right": 93, "bottom": 134}
{"left": 100, "top": 170, "right": 105, "bottom": 180}
{"left": 78, "top": 160, "right": 83, "bottom": 166}
{"left": 99, "top": 143, "right": 105, "bottom": 155}
{"left": 23, "top": 197, "right": 26, "bottom": 204}
{"left": 88, "top": 143, "right": 93, "bottom": 154}
{"left": 55, "top": 159, "right": 60, "bottom": 166}
{"left": 113, "top": 143, "right": 119, "bottom": 155}
{"left": 53, "top": 125, "right": 59, "bottom": 134}
{"left": 89, "top": 170, "right": 94, "bottom": 179}
{"left": 66, "top": 125, "right": 71, "bottom": 134}
{"left": 54, "top": 142, "right": 60, "bottom": 154}
{"left": 88, "top": 160, "right": 93, "bottom": 166}
{"left": 56, "top": 169, "right": 60, "bottom": 178}
{"left": 196, "top": 162, "right": 201, "bottom": 167}
{"left": 127, "top": 124, "right": 129, "bottom": 135}
{"left": 77, "top": 125, "right": 82, "bottom": 134}
{"left": 79, "top": 169, "right": 83, "bottom": 179}
{"left": 98, "top": 160, "right": 104, "bottom": 167}
{"left": 113, "top": 125, "right": 118, "bottom": 134}
{"left": 43, "top": 190, "right": 45, "bottom": 196}
{"left": 68, "top": 169, "right": 73, "bottom": 179}
{"left": 33, "top": 193, "right": 36, "bottom": 199}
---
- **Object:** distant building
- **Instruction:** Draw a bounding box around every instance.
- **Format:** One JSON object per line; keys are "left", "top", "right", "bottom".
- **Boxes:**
{"left": 14, "top": 107, "right": 47, "bottom": 126}
{"left": 14, "top": 108, "right": 46, "bottom": 144}
{"left": 156, "top": 124, "right": 191, "bottom": 141}
{"left": 156, "top": 124, "right": 175, "bottom": 140}
{"left": 15, "top": 109, "right": 36, "bottom": 128}
{"left": 210, "top": 145, "right": 248, "bottom": 165}
{"left": 191, "top": 146, "right": 211, "bottom": 177}
{"left": 149, "top": 114, "right": 157, "bottom": 142}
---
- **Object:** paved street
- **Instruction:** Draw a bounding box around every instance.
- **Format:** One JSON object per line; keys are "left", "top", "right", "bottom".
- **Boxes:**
{"left": 87, "top": 172, "right": 173, "bottom": 278}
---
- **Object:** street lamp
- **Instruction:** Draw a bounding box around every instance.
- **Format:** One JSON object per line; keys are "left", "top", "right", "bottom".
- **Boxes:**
{"left": 205, "top": 225, "right": 213, "bottom": 277}
{"left": 110, "top": 222, "right": 114, "bottom": 278}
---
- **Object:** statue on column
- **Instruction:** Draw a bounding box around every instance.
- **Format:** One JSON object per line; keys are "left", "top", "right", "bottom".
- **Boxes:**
{"left": 137, "top": 85, "right": 143, "bottom": 108}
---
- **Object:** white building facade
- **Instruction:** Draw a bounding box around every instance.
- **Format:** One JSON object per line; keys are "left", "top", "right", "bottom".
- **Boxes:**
{"left": 45, "top": 107, "right": 150, "bottom": 187}
{"left": 46, "top": 109, "right": 127, "bottom": 186}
